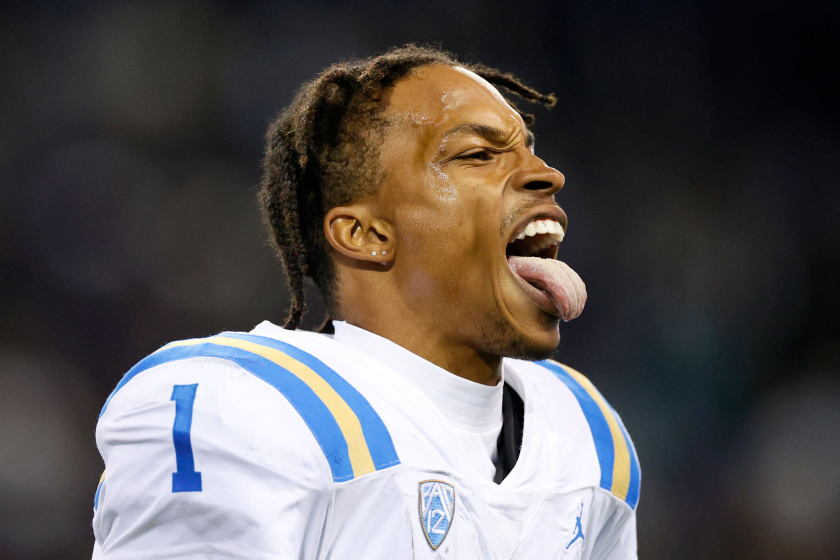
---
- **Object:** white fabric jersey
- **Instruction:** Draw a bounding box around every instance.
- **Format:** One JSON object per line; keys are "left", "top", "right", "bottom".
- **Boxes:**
{"left": 92, "top": 322, "right": 641, "bottom": 560}
{"left": 332, "top": 320, "right": 504, "bottom": 482}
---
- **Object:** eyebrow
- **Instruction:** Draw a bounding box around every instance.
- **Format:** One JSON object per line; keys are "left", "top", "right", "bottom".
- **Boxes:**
{"left": 442, "top": 123, "right": 535, "bottom": 149}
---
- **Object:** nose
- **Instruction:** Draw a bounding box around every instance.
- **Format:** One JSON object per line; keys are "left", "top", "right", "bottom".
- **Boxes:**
{"left": 514, "top": 154, "right": 565, "bottom": 196}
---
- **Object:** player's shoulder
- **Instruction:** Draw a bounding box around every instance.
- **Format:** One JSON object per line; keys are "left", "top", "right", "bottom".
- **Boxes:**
{"left": 93, "top": 325, "right": 354, "bottom": 557}
{"left": 98, "top": 323, "right": 400, "bottom": 485}
{"left": 99, "top": 325, "right": 327, "bottom": 426}
{"left": 507, "top": 358, "right": 641, "bottom": 511}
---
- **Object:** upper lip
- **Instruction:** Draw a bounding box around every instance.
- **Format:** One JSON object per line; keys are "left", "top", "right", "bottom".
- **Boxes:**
{"left": 506, "top": 205, "right": 569, "bottom": 245}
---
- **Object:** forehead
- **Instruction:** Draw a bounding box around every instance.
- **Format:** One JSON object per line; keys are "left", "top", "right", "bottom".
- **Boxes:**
{"left": 383, "top": 65, "right": 524, "bottom": 136}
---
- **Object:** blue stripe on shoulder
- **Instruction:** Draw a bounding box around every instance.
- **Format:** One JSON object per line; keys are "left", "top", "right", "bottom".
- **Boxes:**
{"left": 99, "top": 341, "right": 356, "bottom": 482}
{"left": 99, "top": 340, "right": 207, "bottom": 419}
{"left": 612, "top": 405, "right": 641, "bottom": 509}
{"left": 93, "top": 480, "right": 104, "bottom": 511}
{"left": 536, "top": 360, "right": 615, "bottom": 492}
{"left": 220, "top": 332, "right": 400, "bottom": 472}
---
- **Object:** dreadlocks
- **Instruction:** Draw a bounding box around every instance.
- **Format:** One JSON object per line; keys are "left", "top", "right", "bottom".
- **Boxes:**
{"left": 258, "top": 45, "right": 557, "bottom": 330}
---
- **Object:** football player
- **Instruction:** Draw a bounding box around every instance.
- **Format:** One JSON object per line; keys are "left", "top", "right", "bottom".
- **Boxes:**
{"left": 92, "top": 45, "right": 640, "bottom": 559}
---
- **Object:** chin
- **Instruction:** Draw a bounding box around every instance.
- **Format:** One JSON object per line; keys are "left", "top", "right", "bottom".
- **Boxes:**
{"left": 480, "top": 311, "right": 560, "bottom": 361}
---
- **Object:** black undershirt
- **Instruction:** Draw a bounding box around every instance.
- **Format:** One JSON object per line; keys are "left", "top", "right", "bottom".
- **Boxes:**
{"left": 493, "top": 383, "right": 524, "bottom": 484}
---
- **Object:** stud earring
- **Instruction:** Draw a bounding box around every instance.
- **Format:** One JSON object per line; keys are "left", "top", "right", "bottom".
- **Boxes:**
{"left": 371, "top": 251, "right": 377, "bottom": 256}
{"left": 381, "top": 250, "right": 387, "bottom": 255}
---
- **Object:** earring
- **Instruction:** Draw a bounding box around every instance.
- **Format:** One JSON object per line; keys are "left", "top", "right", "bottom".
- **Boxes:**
{"left": 371, "top": 251, "right": 377, "bottom": 256}
{"left": 381, "top": 250, "right": 387, "bottom": 255}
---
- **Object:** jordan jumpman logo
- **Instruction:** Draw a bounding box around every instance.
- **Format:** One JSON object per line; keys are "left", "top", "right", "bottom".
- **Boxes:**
{"left": 566, "top": 502, "right": 585, "bottom": 550}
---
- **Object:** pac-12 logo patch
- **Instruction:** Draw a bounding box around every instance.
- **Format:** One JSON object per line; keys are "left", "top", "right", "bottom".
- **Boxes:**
{"left": 418, "top": 480, "right": 455, "bottom": 550}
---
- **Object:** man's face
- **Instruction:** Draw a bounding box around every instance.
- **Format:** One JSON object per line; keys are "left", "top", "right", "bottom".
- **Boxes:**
{"left": 374, "top": 65, "right": 584, "bottom": 359}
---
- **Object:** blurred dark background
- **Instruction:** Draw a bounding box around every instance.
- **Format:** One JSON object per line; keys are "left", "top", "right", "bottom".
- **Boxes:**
{"left": 1, "top": 1, "right": 838, "bottom": 558}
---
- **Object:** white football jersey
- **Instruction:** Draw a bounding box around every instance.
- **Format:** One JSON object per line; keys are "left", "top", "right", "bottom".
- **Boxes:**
{"left": 92, "top": 322, "right": 640, "bottom": 559}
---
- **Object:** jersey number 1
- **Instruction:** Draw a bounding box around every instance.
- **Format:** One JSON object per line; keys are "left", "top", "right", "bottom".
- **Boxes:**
{"left": 171, "top": 384, "right": 202, "bottom": 492}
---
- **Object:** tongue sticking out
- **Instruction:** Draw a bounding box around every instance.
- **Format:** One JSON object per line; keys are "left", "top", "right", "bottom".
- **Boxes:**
{"left": 508, "top": 256, "right": 587, "bottom": 322}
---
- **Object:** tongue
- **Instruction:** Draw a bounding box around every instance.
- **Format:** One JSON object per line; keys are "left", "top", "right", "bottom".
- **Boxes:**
{"left": 508, "top": 256, "right": 587, "bottom": 321}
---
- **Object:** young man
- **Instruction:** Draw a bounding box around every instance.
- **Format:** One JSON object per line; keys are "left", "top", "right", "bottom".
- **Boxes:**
{"left": 92, "top": 46, "right": 639, "bottom": 559}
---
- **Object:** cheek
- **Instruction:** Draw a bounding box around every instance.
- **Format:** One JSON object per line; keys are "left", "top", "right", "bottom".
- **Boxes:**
{"left": 428, "top": 163, "right": 459, "bottom": 206}
{"left": 398, "top": 199, "right": 491, "bottom": 266}
{"left": 395, "top": 207, "right": 483, "bottom": 304}
{"left": 399, "top": 221, "right": 503, "bottom": 319}
{"left": 398, "top": 205, "right": 472, "bottom": 272}
{"left": 393, "top": 170, "right": 501, "bottom": 305}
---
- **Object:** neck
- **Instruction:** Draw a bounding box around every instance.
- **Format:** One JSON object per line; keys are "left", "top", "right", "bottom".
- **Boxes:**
{"left": 338, "top": 307, "right": 502, "bottom": 386}
{"left": 334, "top": 264, "right": 503, "bottom": 386}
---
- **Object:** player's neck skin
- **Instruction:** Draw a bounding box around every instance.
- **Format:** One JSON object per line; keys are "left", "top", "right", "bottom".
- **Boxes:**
{"left": 336, "top": 272, "right": 504, "bottom": 385}
{"left": 324, "top": 65, "right": 566, "bottom": 386}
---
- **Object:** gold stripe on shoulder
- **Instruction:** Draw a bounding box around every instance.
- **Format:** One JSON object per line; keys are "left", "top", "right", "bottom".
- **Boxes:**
{"left": 561, "top": 364, "right": 632, "bottom": 501}
{"left": 161, "top": 336, "right": 377, "bottom": 479}
{"left": 211, "top": 336, "right": 376, "bottom": 478}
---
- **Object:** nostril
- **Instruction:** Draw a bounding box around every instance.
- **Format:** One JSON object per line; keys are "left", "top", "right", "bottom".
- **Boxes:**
{"left": 523, "top": 181, "right": 554, "bottom": 191}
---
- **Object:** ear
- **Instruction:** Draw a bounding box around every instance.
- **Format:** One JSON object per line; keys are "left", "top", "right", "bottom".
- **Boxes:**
{"left": 324, "top": 205, "right": 395, "bottom": 265}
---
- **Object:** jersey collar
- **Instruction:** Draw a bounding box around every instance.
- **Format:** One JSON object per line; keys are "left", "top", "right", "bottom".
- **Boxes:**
{"left": 332, "top": 320, "right": 503, "bottom": 434}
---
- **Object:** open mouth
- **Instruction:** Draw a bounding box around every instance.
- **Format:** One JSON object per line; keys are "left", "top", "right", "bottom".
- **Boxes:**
{"left": 506, "top": 218, "right": 565, "bottom": 261}
{"left": 504, "top": 216, "right": 586, "bottom": 321}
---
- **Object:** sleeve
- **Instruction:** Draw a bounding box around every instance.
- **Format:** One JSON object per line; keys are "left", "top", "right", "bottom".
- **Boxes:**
{"left": 92, "top": 357, "right": 333, "bottom": 560}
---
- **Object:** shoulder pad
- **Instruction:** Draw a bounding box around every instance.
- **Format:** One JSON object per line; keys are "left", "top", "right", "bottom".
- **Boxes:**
{"left": 100, "top": 332, "right": 400, "bottom": 483}
{"left": 536, "top": 360, "right": 641, "bottom": 510}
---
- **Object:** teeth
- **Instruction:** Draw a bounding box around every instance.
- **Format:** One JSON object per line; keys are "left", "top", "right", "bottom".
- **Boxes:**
{"left": 513, "top": 218, "right": 565, "bottom": 243}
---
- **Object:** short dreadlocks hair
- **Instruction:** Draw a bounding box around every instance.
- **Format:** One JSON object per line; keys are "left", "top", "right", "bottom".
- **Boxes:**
{"left": 259, "top": 45, "right": 556, "bottom": 331}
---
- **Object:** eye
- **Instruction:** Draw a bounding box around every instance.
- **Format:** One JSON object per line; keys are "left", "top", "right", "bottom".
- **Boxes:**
{"left": 457, "top": 149, "right": 495, "bottom": 161}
